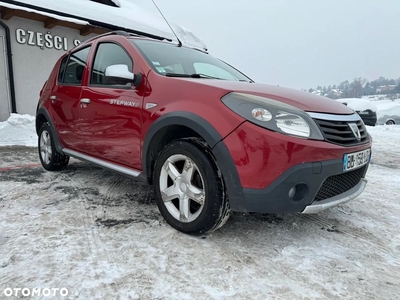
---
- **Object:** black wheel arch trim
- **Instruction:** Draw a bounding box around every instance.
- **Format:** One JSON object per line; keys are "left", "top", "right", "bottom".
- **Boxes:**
{"left": 36, "top": 107, "right": 63, "bottom": 153}
{"left": 142, "top": 111, "right": 246, "bottom": 212}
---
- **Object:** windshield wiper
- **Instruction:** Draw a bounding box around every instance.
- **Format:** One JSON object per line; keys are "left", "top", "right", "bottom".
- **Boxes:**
{"left": 165, "top": 73, "right": 225, "bottom": 80}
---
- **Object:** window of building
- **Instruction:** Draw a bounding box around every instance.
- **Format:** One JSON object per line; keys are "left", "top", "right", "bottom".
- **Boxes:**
{"left": 61, "top": 46, "right": 91, "bottom": 85}
{"left": 90, "top": 43, "right": 133, "bottom": 87}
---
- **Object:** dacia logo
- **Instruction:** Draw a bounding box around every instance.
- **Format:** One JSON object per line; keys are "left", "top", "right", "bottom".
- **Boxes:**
{"left": 349, "top": 123, "right": 361, "bottom": 140}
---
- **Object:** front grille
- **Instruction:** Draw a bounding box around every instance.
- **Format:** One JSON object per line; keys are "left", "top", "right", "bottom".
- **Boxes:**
{"left": 313, "top": 118, "right": 369, "bottom": 146}
{"left": 314, "top": 165, "right": 367, "bottom": 201}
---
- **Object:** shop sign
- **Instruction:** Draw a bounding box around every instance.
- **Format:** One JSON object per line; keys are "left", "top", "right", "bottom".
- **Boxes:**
{"left": 15, "top": 29, "right": 81, "bottom": 51}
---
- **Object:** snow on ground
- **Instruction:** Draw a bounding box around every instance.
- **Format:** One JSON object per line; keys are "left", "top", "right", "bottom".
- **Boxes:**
{"left": 0, "top": 114, "right": 37, "bottom": 147}
{"left": 0, "top": 115, "right": 400, "bottom": 299}
{"left": 362, "top": 94, "right": 400, "bottom": 102}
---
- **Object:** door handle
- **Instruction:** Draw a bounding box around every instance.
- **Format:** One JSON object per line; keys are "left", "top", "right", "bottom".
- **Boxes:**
{"left": 50, "top": 95, "right": 57, "bottom": 101}
{"left": 80, "top": 98, "right": 91, "bottom": 104}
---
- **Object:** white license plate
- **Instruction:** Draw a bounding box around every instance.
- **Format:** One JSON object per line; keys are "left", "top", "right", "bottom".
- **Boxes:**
{"left": 343, "top": 149, "right": 371, "bottom": 172}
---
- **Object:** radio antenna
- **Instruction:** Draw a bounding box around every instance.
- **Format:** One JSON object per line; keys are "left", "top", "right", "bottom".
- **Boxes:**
{"left": 151, "top": 0, "right": 182, "bottom": 47}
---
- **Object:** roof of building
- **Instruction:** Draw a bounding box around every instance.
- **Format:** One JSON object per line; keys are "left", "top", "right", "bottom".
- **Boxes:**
{"left": 0, "top": 0, "right": 207, "bottom": 50}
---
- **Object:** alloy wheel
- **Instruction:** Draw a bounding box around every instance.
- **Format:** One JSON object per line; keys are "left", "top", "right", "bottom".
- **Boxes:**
{"left": 40, "top": 130, "right": 52, "bottom": 164}
{"left": 159, "top": 154, "right": 206, "bottom": 223}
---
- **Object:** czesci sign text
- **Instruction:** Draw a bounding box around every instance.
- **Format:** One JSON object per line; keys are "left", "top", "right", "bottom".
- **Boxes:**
{"left": 15, "top": 29, "right": 81, "bottom": 51}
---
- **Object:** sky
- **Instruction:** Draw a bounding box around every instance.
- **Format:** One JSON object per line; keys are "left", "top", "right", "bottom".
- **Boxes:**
{"left": 130, "top": 0, "right": 400, "bottom": 90}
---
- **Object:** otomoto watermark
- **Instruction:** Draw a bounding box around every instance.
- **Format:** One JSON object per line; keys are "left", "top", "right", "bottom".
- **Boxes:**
{"left": 2, "top": 287, "right": 68, "bottom": 297}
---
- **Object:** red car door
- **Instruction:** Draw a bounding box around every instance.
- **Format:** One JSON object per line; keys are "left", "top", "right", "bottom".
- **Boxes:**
{"left": 49, "top": 46, "right": 91, "bottom": 149}
{"left": 77, "top": 40, "right": 145, "bottom": 170}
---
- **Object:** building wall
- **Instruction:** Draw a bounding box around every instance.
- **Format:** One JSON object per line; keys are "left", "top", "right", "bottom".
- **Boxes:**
{"left": 0, "top": 26, "right": 11, "bottom": 121}
{"left": 0, "top": 16, "right": 96, "bottom": 121}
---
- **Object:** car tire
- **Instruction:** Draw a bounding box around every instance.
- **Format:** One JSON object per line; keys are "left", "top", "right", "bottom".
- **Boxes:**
{"left": 386, "top": 120, "right": 395, "bottom": 125}
{"left": 153, "top": 138, "right": 231, "bottom": 234}
{"left": 38, "top": 122, "right": 69, "bottom": 171}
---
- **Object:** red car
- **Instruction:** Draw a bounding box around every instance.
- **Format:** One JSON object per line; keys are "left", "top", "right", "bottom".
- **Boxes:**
{"left": 36, "top": 31, "right": 372, "bottom": 234}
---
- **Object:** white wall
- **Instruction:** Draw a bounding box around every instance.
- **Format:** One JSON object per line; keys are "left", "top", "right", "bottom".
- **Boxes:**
{"left": 0, "top": 16, "right": 96, "bottom": 121}
{"left": 0, "top": 26, "right": 11, "bottom": 121}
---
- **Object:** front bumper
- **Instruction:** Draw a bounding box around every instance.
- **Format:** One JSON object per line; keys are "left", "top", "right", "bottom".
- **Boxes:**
{"left": 243, "top": 159, "right": 368, "bottom": 213}
{"left": 241, "top": 158, "right": 369, "bottom": 213}
{"left": 218, "top": 119, "right": 372, "bottom": 213}
{"left": 302, "top": 178, "right": 367, "bottom": 213}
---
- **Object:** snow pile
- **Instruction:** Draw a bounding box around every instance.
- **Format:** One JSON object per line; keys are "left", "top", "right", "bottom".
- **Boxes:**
{"left": 367, "top": 124, "right": 400, "bottom": 135}
{"left": 0, "top": 0, "right": 207, "bottom": 50}
{"left": 374, "top": 102, "right": 400, "bottom": 123}
{"left": 0, "top": 2, "right": 88, "bottom": 25}
{"left": 362, "top": 94, "right": 400, "bottom": 102}
{"left": 337, "top": 98, "right": 377, "bottom": 112}
{"left": 375, "top": 101, "right": 400, "bottom": 111}
{"left": 0, "top": 114, "right": 37, "bottom": 147}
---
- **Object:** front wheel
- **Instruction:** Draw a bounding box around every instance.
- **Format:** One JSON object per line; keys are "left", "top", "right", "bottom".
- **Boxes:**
{"left": 38, "top": 123, "right": 69, "bottom": 171}
{"left": 153, "top": 138, "right": 230, "bottom": 234}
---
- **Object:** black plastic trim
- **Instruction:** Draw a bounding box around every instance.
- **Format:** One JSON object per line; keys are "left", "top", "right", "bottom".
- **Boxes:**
{"left": 36, "top": 107, "right": 63, "bottom": 153}
{"left": 212, "top": 140, "right": 247, "bottom": 211}
{"left": 242, "top": 158, "right": 370, "bottom": 213}
{"left": 142, "top": 112, "right": 246, "bottom": 211}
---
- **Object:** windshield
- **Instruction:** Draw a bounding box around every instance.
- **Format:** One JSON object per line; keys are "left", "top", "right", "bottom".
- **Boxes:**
{"left": 131, "top": 39, "right": 253, "bottom": 82}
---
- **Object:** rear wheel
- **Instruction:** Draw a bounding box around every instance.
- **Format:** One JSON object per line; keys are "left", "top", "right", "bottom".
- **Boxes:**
{"left": 153, "top": 138, "right": 230, "bottom": 234}
{"left": 38, "top": 123, "right": 69, "bottom": 171}
{"left": 386, "top": 120, "right": 395, "bottom": 125}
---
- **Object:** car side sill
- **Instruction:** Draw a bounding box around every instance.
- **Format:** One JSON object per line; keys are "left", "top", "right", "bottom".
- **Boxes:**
{"left": 302, "top": 179, "right": 367, "bottom": 214}
{"left": 63, "top": 148, "right": 145, "bottom": 181}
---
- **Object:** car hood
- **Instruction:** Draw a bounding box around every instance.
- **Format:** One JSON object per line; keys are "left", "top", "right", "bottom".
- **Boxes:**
{"left": 178, "top": 79, "right": 354, "bottom": 115}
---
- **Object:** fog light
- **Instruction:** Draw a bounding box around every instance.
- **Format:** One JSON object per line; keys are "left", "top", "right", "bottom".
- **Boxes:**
{"left": 289, "top": 186, "right": 296, "bottom": 199}
{"left": 288, "top": 183, "right": 309, "bottom": 201}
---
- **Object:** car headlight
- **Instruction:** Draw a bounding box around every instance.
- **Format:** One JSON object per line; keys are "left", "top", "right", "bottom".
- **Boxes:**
{"left": 221, "top": 92, "right": 324, "bottom": 140}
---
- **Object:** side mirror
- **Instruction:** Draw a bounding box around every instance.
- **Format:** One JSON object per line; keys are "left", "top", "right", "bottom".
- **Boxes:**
{"left": 105, "top": 64, "right": 143, "bottom": 87}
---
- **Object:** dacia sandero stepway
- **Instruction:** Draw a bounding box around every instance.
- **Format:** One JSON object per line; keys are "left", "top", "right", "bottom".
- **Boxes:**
{"left": 36, "top": 31, "right": 372, "bottom": 234}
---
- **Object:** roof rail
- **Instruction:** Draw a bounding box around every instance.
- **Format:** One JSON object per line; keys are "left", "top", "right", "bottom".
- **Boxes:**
{"left": 83, "top": 30, "right": 132, "bottom": 44}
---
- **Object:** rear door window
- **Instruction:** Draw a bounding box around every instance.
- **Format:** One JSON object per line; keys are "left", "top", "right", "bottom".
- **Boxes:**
{"left": 60, "top": 46, "right": 91, "bottom": 85}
